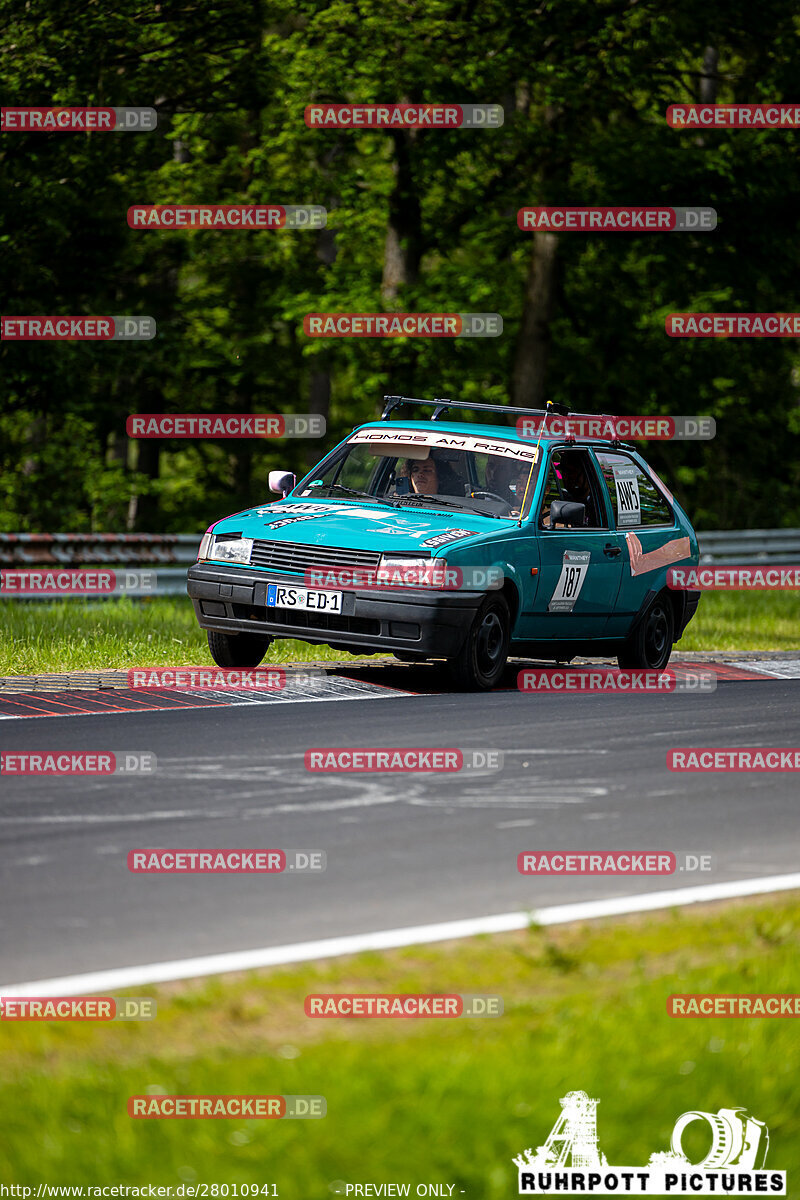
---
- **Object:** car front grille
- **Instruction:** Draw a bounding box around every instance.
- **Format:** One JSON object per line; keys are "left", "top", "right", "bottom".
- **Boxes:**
{"left": 249, "top": 539, "right": 383, "bottom": 575}
{"left": 258, "top": 608, "right": 381, "bottom": 636}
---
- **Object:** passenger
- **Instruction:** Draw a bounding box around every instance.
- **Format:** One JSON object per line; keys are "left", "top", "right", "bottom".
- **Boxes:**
{"left": 540, "top": 455, "right": 593, "bottom": 527}
{"left": 557, "top": 455, "right": 593, "bottom": 524}
{"left": 485, "top": 457, "right": 517, "bottom": 504}
{"left": 510, "top": 464, "right": 535, "bottom": 516}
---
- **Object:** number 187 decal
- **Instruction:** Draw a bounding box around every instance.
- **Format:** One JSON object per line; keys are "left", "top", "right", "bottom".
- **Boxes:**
{"left": 548, "top": 551, "right": 591, "bottom": 612}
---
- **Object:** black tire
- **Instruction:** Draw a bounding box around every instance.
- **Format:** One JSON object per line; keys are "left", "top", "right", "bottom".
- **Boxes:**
{"left": 207, "top": 629, "right": 272, "bottom": 668}
{"left": 617, "top": 592, "right": 674, "bottom": 670}
{"left": 445, "top": 594, "right": 511, "bottom": 691}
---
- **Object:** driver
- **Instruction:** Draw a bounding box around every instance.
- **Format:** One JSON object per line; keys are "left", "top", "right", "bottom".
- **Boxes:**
{"left": 407, "top": 456, "right": 439, "bottom": 495}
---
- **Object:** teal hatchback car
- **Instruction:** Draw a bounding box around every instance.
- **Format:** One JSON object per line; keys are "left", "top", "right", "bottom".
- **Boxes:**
{"left": 187, "top": 397, "right": 700, "bottom": 690}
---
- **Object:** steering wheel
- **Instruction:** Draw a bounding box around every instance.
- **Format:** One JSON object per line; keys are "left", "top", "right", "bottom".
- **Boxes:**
{"left": 470, "top": 489, "right": 509, "bottom": 505}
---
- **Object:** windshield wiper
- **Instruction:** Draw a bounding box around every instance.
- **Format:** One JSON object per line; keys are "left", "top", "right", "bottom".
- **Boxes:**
{"left": 320, "top": 483, "right": 394, "bottom": 505}
{"left": 393, "top": 493, "right": 499, "bottom": 517}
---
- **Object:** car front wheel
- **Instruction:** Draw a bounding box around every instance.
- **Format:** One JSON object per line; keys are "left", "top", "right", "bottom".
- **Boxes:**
{"left": 207, "top": 630, "right": 273, "bottom": 668}
{"left": 617, "top": 592, "right": 674, "bottom": 670}
{"left": 446, "top": 594, "right": 511, "bottom": 691}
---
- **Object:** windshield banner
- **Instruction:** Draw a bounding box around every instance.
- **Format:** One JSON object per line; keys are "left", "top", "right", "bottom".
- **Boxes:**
{"left": 349, "top": 428, "right": 539, "bottom": 463}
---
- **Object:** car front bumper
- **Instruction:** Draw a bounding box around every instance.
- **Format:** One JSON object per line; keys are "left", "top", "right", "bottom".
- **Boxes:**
{"left": 186, "top": 563, "right": 485, "bottom": 657}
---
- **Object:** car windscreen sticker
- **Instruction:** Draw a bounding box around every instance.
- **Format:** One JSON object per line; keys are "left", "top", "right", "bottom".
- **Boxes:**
{"left": 350, "top": 428, "right": 538, "bottom": 464}
{"left": 612, "top": 463, "right": 641, "bottom": 527}
{"left": 420, "top": 528, "right": 478, "bottom": 548}
{"left": 548, "top": 550, "right": 591, "bottom": 612}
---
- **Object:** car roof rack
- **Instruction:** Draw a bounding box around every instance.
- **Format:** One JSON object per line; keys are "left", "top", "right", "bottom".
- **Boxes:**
{"left": 381, "top": 395, "right": 572, "bottom": 421}
{"left": 379, "top": 394, "right": 628, "bottom": 447}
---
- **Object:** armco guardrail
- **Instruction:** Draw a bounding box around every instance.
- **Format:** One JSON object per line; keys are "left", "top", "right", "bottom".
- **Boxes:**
{"left": 0, "top": 533, "right": 200, "bottom": 565}
{"left": 696, "top": 529, "right": 800, "bottom": 565}
{"left": 0, "top": 529, "right": 798, "bottom": 597}
{"left": 0, "top": 534, "right": 199, "bottom": 597}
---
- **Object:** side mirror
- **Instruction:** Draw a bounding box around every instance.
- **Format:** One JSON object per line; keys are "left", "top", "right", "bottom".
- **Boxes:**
{"left": 269, "top": 470, "right": 296, "bottom": 497}
{"left": 549, "top": 499, "right": 585, "bottom": 528}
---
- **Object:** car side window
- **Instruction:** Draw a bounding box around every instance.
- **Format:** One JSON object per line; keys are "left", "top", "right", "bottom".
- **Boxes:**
{"left": 538, "top": 449, "right": 608, "bottom": 530}
{"left": 595, "top": 452, "right": 673, "bottom": 528}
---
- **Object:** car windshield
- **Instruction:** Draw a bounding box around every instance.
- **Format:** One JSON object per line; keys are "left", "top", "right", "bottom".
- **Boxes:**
{"left": 296, "top": 432, "right": 540, "bottom": 519}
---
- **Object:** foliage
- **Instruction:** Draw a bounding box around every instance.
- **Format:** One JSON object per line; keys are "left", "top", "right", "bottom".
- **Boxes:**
{"left": 2, "top": 0, "right": 800, "bottom": 532}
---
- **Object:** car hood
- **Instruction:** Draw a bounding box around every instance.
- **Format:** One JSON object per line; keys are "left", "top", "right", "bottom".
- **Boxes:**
{"left": 214, "top": 498, "right": 508, "bottom": 554}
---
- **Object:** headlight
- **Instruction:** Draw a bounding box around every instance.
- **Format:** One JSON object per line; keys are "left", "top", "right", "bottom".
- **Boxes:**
{"left": 209, "top": 536, "right": 253, "bottom": 565}
{"left": 198, "top": 533, "right": 212, "bottom": 560}
{"left": 377, "top": 555, "right": 447, "bottom": 587}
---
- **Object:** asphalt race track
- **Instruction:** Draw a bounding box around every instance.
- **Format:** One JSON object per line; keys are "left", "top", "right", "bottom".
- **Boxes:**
{"left": 2, "top": 659, "right": 799, "bottom": 988}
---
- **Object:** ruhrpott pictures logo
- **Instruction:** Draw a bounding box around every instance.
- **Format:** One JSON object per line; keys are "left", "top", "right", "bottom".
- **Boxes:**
{"left": 513, "top": 1091, "right": 785, "bottom": 1195}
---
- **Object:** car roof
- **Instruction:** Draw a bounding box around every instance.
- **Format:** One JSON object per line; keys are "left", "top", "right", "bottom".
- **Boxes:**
{"left": 352, "top": 418, "right": 636, "bottom": 450}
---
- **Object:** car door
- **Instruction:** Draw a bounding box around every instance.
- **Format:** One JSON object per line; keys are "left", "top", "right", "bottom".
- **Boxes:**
{"left": 528, "top": 446, "right": 626, "bottom": 639}
{"left": 593, "top": 450, "right": 680, "bottom": 636}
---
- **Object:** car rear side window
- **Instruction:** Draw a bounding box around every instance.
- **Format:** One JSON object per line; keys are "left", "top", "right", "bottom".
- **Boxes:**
{"left": 595, "top": 452, "right": 673, "bottom": 528}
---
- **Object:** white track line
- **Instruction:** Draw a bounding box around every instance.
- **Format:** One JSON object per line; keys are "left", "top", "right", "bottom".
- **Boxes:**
{"left": 2, "top": 872, "right": 799, "bottom": 998}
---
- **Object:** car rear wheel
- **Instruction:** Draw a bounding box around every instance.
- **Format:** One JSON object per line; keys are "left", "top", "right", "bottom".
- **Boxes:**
{"left": 207, "top": 630, "right": 273, "bottom": 669}
{"left": 446, "top": 594, "right": 510, "bottom": 691}
{"left": 617, "top": 592, "right": 674, "bottom": 670}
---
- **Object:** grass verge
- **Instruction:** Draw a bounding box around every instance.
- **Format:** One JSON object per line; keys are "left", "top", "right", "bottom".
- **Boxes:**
{"left": 676, "top": 591, "right": 800, "bottom": 652}
{"left": 0, "top": 598, "right": 378, "bottom": 675}
{"left": 1, "top": 894, "right": 799, "bottom": 1189}
{"left": 0, "top": 591, "right": 798, "bottom": 675}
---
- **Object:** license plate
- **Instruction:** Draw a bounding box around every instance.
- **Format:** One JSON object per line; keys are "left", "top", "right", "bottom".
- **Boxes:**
{"left": 266, "top": 583, "right": 343, "bottom": 613}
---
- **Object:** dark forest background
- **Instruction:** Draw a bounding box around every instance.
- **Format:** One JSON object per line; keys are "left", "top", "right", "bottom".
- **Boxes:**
{"left": 2, "top": 0, "right": 799, "bottom": 534}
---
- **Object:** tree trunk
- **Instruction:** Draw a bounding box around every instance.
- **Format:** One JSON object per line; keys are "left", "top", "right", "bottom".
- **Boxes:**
{"left": 511, "top": 231, "right": 559, "bottom": 408}
{"left": 700, "top": 46, "right": 719, "bottom": 102}
{"left": 382, "top": 131, "right": 422, "bottom": 301}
